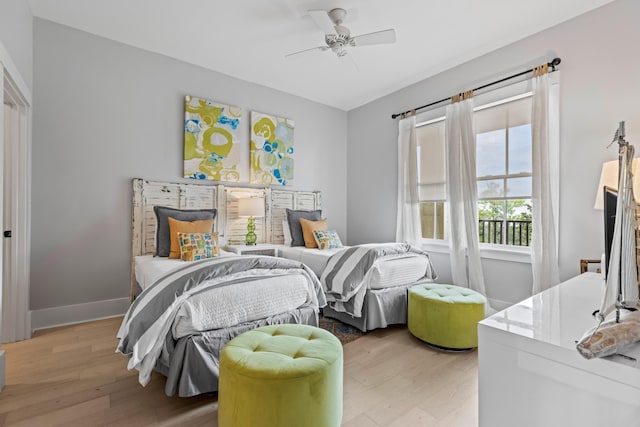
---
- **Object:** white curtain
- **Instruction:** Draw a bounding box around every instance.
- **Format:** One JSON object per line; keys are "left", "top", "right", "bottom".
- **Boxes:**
{"left": 446, "top": 98, "right": 486, "bottom": 295}
{"left": 396, "top": 115, "right": 422, "bottom": 246}
{"left": 531, "top": 71, "right": 560, "bottom": 294}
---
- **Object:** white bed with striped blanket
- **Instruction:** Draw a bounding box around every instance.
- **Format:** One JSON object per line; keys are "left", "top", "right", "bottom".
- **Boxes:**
{"left": 133, "top": 253, "right": 314, "bottom": 336}
{"left": 278, "top": 244, "right": 432, "bottom": 290}
{"left": 119, "top": 254, "right": 325, "bottom": 397}
{"left": 279, "top": 243, "right": 437, "bottom": 332}
{"left": 124, "top": 179, "right": 326, "bottom": 396}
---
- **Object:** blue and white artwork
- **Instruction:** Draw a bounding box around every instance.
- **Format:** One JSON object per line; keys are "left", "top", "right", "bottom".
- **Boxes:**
{"left": 250, "top": 111, "right": 294, "bottom": 186}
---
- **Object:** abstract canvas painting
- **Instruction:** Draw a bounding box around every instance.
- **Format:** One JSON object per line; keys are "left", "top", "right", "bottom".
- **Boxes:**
{"left": 250, "top": 111, "right": 294, "bottom": 186}
{"left": 184, "top": 95, "right": 242, "bottom": 182}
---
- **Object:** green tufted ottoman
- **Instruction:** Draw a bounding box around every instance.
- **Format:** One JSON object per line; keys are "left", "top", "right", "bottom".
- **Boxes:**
{"left": 408, "top": 283, "right": 486, "bottom": 350}
{"left": 218, "top": 324, "right": 343, "bottom": 427}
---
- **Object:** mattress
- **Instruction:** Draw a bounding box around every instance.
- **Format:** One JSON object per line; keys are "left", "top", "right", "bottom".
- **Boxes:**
{"left": 277, "top": 245, "right": 430, "bottom": 289}
{"left": 134, "top": 255, "right": 185, "bottom": 291}
{"left": 134, "top": 251, "right": 234, "bottom": 290}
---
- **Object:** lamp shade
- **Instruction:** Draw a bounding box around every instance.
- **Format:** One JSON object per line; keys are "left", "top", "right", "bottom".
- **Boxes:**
{"left": 238, "top": 197, "right": 264, "bottom": 217}
{"left": 594, "top": 158, "right": 640, "bottom": 209}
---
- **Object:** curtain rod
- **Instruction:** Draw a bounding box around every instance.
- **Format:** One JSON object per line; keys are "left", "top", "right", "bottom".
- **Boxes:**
{"left": 390, "top": 57, "right": 561, "bottom": 119}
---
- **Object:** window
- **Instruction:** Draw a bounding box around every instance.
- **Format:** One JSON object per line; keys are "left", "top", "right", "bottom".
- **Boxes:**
{"left": 416, "top": 94, "right": 534, "bottom": 247}
{"left": 416, "top": 120, "right": 447, "bottom": 240}
{"left": 476, "top": 96, "right": 532, "bottom": 246}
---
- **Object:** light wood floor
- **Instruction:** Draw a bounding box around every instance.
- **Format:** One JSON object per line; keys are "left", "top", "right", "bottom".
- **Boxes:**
{"left": 1, "top": 317, "right": 478, "bottom": 427}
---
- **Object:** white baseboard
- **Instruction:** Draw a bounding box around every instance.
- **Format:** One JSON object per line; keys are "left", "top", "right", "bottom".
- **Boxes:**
{"left": 0, "top": 350, "right": 5, "bottom": 391}
{"left": 31, "top": 298, "right": 130, "bottom": 331}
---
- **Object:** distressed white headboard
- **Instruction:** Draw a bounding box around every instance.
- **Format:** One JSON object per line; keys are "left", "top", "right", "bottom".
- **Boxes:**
{"left": 130, "top": 178, "right": 322, "bottom": 300}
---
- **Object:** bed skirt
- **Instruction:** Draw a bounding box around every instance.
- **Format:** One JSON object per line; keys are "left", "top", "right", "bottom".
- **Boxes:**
{"left": 322, "top": 281, "right": 431, "bottom": 332}
{"left": 155, "top": 305, "right": 319, "bottom": 397}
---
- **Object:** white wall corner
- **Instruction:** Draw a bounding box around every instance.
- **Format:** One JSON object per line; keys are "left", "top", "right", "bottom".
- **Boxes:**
{"left": 30, "top": 298, "right": 130, "bottom": 331}
{"left": 0, "top": 39, "right": 32, "bottom": 104}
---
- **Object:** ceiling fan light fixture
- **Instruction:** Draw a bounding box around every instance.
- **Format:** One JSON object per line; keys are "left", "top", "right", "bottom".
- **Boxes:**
{"left": 286, "top": 7, "right": 397, "bottom": 60}
{"left": 334, "top": 47, "right": 348, "bottom": 57}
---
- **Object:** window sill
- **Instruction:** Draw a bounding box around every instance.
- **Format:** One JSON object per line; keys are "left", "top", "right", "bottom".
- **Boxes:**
{"left": 421, "top": 240, "right": 450, "bottom": 254}
{"left": 421, "top": 240, "right": 531, "bottom": 264}
{"left": 479, "top": 244, "right": 531, "bottom": 264}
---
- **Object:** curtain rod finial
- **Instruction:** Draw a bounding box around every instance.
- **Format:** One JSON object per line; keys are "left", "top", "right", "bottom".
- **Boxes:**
{"left": 548, "top": 57, "right": 561, "bottom": 71}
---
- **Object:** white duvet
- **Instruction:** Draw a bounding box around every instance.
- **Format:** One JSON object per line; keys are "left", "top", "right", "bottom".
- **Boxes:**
{"left": 171, "top": 271, "right": 311, "bottom": 338}
{"left": 134, "top": 255, "right": 314, "bottom": 340}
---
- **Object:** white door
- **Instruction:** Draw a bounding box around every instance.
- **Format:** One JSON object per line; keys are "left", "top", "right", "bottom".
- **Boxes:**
{"left": 2, "top": 102, "right": 14, "bottom": 343}
{"left": 0, "top": 68, "right": 4, "bottom": 391}
{"left": 1, "top": 74, "right": 30, "bottom": 344}
{"left": 0, "top": 49, "right": 32, "bottom": 392}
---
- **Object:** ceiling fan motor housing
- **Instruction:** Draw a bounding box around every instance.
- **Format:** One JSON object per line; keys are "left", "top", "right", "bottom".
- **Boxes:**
{"left": 325, "top": 22, "right": 350, "bottom": 56}
{"left": 326, "top": 25, "right": 350, "bottom": 44}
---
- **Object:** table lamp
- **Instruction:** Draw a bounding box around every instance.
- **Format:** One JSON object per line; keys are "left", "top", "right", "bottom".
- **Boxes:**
{"left": 238, "top": 197, "right": 264, "bottom": 245}
{"left": 593, "top": 157, "right": 640, "bottom": 279}
{"left": 594, "top": 158, "right": 640, "bottom": 208}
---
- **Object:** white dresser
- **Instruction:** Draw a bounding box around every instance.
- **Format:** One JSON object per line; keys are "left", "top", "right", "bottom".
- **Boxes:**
{"left": 478, "top": 272, "right": 640, "bottom": 427}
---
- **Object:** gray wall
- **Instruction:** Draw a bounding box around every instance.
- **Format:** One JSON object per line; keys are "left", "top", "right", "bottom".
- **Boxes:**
{"left": 347, "top": 0, "right": 640, "bottom": 305}
{"left": 31, "top": 19, "right": 347, "bottom": 310}
{"left": 0, "top": 0, "right": 33, "bottom": 90}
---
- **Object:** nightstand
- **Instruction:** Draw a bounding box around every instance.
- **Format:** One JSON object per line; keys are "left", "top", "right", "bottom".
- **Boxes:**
{"left": 225, "top": 244, "right": 279, "bottom": 257}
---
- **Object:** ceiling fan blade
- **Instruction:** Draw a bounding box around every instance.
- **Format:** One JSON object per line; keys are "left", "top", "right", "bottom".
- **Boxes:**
{"left": 308, "top": 9, "right": 336, "bottom": 35}
{"left": 285, "top": 46, "right": 329, "bottom": 59}
{"left": 351, "top": 29, "right": 396, "bottom": 47}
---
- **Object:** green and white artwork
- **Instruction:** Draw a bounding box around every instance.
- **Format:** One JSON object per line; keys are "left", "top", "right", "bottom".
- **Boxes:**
{"left": 184, "top": 95, "right": 242, "bottom": 182}
{"left": 250, "top": 111, "right": 294, "bottom": 186}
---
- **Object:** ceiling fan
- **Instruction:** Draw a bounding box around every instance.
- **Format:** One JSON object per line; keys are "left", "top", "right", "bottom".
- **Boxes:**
{"left": 285, "top": 8, "right": 396, "bottom": 59}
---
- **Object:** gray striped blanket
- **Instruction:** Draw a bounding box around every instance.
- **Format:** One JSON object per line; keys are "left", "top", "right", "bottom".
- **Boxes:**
{"left": 117, "top": 255, "right": 325, "bottom": 387}
{"left": 320, "top": 243, "right": 436, "bottom": 317}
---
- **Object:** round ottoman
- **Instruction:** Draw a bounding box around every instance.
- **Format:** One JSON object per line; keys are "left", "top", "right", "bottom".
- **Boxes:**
{"left": 218, "top": 324, "right": 343, "bottom": 427}
{"left": 408, "top": 283, "right": 486, "bottom": 350}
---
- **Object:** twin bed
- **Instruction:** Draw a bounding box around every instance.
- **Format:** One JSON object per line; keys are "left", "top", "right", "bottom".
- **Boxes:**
{"left": 118, "top": 179, "right": 435, "bottom": 396}
{"left": 279, "top": 244, "right": 434, "bottom": 331}
{"left": 120, "top": 253, "right": 323, "bottom": 397}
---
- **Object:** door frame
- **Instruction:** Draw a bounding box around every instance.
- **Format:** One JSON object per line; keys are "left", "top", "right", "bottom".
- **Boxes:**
{"left": 0, "top": 39, "right": 32, "bottom": 394}
{"left": 3, "top": 73, "right": 31, "bottom": 343}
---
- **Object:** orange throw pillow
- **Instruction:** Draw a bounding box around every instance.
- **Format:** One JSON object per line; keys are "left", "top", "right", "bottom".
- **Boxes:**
{"left": 168, "top": 217, "right": 214, "bottom": 259}
{"left": 299, "top": 218, "right": 327, "bottom": 248}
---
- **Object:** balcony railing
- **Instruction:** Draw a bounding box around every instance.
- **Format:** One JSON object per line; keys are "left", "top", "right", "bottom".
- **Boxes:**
{"left": 479, "top": 219, "right": 532, "bottom": 246}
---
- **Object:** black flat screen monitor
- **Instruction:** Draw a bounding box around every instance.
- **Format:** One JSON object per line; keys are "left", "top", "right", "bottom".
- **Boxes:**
{"left": 603, "top": 186, "right": 617, "bottom": 280}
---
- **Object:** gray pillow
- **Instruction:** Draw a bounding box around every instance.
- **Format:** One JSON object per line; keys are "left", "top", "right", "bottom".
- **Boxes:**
{"left": 154, "top": 206, "right": 217, "bottom": 257}
{"left": 286, "top": 208, "right": 322, "bottom": 247}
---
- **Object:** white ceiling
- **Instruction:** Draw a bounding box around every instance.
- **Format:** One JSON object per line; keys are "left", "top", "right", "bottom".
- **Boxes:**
{"left": 28, "top": 0, "right": 614, "bottom": 111}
